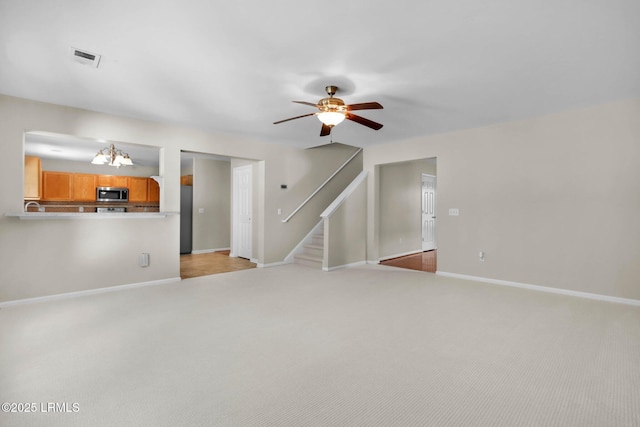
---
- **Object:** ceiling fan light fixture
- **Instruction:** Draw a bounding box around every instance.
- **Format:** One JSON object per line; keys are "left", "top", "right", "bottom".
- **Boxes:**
{"left": 274, "top": 85, "right": 383, "bottom": 137}
{"left": 317, "top": 111, "right": 346, "bottom": 127}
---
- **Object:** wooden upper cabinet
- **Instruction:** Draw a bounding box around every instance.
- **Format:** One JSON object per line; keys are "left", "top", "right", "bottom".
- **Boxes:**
{"left": 73, "top": 174, "right": 97, "bottom": 201}
{"left": 38, "top": 172, "right": 157, "bottom": 204}
{"left": 42, "top": 172, "right": 73, "bottom": 201}
{"left": 97, "top": 175, "right": 129, "bottom": 188}
{"left": 148, "top": 178, "right": 160, "bottom": 203}
{"left": 180, "top": 175, "right": 193, "bottom": 186}
{"left": 24, "top": 156, "right": 42, "bottom": 200}
{"left": 128, "top": 177, "right": 148, "bottom": 202}
{"left": 112, "top": 175, "right": 129, "bottom": 188}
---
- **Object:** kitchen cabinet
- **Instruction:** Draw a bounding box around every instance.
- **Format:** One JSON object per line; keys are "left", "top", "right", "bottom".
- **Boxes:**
{"left": 42, "top": 172, "right": 73, "bottom": 201}
{"left": 24, "top": 156, "right": 42, "bottom": 200}
{"left": 37, "top": 171, "right": 159, "bottom": 204}
{"left": 148, "top": 178, "right": 160, "bottom": 203}
{"left": 73, "top": 174, "right": 97, "bottom": 201}
{"left": 96, "top": 175, "right": 129, "bottom": 188}
{"left": 128, "top": 177, "right": 149, "bottom": 202}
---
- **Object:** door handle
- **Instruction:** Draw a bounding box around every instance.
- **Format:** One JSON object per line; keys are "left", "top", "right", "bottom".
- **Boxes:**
{"left": 431, "top": 216, "right": 436, "bottom": 219}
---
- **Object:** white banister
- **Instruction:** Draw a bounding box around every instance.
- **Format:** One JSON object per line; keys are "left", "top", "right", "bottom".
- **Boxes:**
{"left": 320, "top": 170, "right": 368, "bottom": 219}
{"left": 282, "top": 148, "right": 362, "bottom": 223}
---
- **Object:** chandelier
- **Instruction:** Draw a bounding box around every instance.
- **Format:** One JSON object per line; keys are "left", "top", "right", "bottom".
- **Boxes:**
{"left": 91, "top": 143, "right": 133, "bottom": 168}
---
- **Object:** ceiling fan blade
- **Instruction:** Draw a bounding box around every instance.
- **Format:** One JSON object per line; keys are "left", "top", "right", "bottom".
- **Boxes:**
{"left": 320, "top": 123, "right": 332, "bottom": 136}
{"left": 273, "top": 113, "right": 316, "bottom": 124}
{"left": 292, "top": 101, "right": 318, "bottom": 108}
{"left": 346, "top": 113, "right": 383, "bottom": 130}
{"left": 346, "top": 102, "right": 383, "bottom": 111}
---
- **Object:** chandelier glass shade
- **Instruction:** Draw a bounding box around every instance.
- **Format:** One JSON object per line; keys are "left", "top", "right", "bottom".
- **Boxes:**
{"left": 317, "top": 111, "right": 346, "bottom": 127}
{"left": 91, "top": 144, "right": 133, "bottom": 167}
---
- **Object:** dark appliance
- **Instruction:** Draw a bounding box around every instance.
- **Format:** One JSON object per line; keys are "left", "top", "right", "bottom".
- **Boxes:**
{"left": 180, "top": 185, "right": 193, "bottom": 254}
{"left": 96, "top": 187, "right": 129, "bottom": 202}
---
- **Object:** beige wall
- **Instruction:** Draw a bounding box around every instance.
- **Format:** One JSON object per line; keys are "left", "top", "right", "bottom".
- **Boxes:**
{"left": 378, "top": 158, "right": 436, "bottom": 259}
{"left": 325, "top": 175, "right": 367, "bottom": 270}
{"left": 41, "top": 158, "right": 159, "bottom": 177}
{"left": 0, "top": 94, "right": 360, "bottom": 301}
{"left": 365, "top": 98, "right": 640, "bottom": 300}
{"left": 192, "top": 158, "right": 230, "bottom": 252}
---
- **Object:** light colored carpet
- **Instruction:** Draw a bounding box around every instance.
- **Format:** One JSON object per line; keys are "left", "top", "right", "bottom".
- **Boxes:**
{"left": 1, "top": 264, "right": 639, "bottom": 426}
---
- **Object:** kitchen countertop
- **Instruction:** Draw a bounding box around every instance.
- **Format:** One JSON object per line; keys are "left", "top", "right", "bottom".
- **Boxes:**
{"left": 5, "top": 212, "right": 178, "bottom": 220}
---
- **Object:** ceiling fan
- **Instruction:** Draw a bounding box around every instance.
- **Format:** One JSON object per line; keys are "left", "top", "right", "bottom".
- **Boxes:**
{"left": 273, "top": 85, "right": 383, "bottom": 136}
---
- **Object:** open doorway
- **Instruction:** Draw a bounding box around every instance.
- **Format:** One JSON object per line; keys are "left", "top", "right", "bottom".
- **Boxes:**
{"left": 179, "top": 151, "right": 261, "bottom": 278}
{"left": 377, "top": 157, "right": 437, "bottom": 273}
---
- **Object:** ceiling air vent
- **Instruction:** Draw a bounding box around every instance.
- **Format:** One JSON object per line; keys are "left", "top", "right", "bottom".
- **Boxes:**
{"left": 70, "top": 47, "right": 101, "bottom": 68}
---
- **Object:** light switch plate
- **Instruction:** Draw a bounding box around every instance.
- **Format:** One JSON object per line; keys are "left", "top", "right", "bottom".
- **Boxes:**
{"left": 449, "top": 208, "right": 460, "bottom": 216}
{"left": 198, "top": 208, "right": 205, "bottom": 214}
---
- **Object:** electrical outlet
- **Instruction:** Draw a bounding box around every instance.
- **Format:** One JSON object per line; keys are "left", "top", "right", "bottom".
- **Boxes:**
{"left": 277, "top": 208, "right": 282, "bottom": 215}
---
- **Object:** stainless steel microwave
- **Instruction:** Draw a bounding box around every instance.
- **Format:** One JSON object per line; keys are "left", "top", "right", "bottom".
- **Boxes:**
{"left": 96, "top": 187, "right": 129, "bottom": 202}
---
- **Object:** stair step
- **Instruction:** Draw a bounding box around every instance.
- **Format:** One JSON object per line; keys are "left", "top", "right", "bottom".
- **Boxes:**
{"left": 311, "top": 234, "right": 325, "bottom": 245}
{"left": 294, "top": 253, "right": 322, "bottom": 268}
{"left": 303, "top": 243, "right": 324, "bottom": 258}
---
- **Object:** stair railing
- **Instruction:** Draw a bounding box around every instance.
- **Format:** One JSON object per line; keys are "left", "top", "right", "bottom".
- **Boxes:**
{"left": 282, "top": 148, "right": 362, "bottom": 223}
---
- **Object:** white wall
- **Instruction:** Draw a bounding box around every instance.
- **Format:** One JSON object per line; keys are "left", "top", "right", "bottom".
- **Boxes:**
{"left": 0, "top": 94, "right": 360, "bottom": 301}
{"left": 365, "top": 98, "right": 640, "bottom": 300}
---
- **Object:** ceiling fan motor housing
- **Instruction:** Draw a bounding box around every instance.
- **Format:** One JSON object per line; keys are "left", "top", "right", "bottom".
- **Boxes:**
{"left": 318, "top": 96, "right": 347, "bottom": 113}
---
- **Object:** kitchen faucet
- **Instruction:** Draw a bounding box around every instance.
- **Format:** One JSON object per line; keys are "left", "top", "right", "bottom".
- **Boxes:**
{"left": 24, "top": 201, "right": 43, "bottom": 212}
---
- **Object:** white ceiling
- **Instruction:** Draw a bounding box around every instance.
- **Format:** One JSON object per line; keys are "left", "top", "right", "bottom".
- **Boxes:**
{"left": 2, "top": 0, "right": 639, "bottom": 150}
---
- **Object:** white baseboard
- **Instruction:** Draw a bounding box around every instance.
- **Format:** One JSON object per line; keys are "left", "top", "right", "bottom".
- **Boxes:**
{"left": 191, "top": 247, "right": 230, "bottom": 255}
{"left": 0, "top": 277, "right": 182, "bottom": 308}
{"left": 436, "top": 271, "right": 640, "bottom": 307}
{"left": 257, "top": 261, "right": 288, "bottom": 268}
{"left": 323, "top": 261, "right": 367, "bottom": 272}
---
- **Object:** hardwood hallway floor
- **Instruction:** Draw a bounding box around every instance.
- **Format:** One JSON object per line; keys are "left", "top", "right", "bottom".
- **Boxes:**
{"left": 379, "top": 250, "right": 437, "bottom": 273}
{"left": 180, "top": 250, "right": 256, "bottom": 279}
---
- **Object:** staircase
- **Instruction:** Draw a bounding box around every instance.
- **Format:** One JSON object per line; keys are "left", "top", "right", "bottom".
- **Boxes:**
{"left": 294, "top": 232, "right": 324, "bottom": 268}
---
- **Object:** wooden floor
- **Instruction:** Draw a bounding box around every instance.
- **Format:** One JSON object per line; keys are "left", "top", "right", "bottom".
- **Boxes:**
{"left": 181, "top": 250, "right": 435, "bottom": 278}
{"left": 379, "top": 250, "right": 437, "bottom": 273}
{"left": 180, "top": 250, "right": 256, "bottom": 279}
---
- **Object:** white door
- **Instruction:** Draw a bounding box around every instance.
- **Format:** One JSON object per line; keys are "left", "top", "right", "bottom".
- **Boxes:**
{"left": 422, "top": 174, "right": 436, "bottom": 251}
{"left": 233, "top": 165, "right": 252, "bottom": 259}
